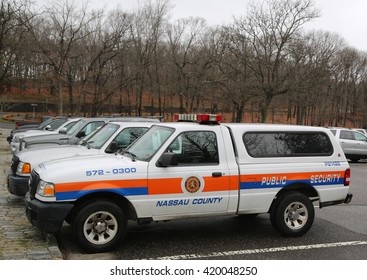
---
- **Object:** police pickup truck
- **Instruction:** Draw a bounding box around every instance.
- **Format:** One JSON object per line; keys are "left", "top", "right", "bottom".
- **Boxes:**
{"left": 25, "top": 114, "right": 353, "bottom": 253}
{"left": 8, "top": 121, "right": 155, "bottom": 196}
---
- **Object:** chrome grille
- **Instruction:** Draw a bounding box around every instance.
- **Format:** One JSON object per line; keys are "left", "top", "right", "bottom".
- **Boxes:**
{"left": 29, "top": 170, "right": 40, "bottom": 199}
{"left": 10, "top": 156, "right": 19, "bottom": 175}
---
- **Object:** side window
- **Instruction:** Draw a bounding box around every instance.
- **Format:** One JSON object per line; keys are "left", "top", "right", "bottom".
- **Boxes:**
{"left": 111, "top": 127, "right": 148, "bottom": 150}
{"left": 354, "top": 132, "right": 367, "bottom": 142}
{"left": 340, "top": 130, "right": 355, "bottom": 140}
{"left": 81, "top": 121, "right": 105, "bottom": 136}
{"left": 243, "top": 132, "right": 333, "bottom": 158}
{"left": 166, "top": 131, "right": 219, "bottom": 165}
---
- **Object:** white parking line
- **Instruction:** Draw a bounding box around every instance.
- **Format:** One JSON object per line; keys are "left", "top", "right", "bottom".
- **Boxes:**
{"left": 149, "top": 241, "right": 367, "bottom": 260}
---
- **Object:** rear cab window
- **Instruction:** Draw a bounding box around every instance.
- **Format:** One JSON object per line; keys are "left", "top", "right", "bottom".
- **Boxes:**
{"left": 243, "top": 132, "right": 333, "bottom": 158}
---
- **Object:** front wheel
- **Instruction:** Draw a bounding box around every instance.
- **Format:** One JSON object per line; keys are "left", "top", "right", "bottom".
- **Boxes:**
{"left": 270, "top": 192, "right": 314, "bottom": 237}
{"left": 73, "top": 200, "right": 127, "bottom": 253}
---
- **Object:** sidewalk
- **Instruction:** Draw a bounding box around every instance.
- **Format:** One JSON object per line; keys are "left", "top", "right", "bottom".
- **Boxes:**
{"left": 0, "top": 128, "right": 63, "bottom": 260}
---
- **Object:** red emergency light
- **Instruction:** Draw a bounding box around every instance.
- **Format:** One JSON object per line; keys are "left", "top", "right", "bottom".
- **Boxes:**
{"left": 174, "top": 114, "right": 222, "bottom": 124}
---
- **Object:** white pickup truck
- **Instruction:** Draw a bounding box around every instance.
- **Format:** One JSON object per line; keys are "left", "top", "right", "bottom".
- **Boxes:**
{"left": 25, "top": 114, "right": 353, "bottom": 253}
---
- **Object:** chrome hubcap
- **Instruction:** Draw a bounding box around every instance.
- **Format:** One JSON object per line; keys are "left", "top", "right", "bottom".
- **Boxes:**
{"left": 284, "top": 202, "right": 308, "bottom": 230}
{"left": 83, "top": 211, "right": 118, "bottom": 245}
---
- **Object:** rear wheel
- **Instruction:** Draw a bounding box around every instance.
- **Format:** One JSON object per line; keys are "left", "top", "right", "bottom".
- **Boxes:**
{"left": 73, "top": 200, "right": 127, "bottom": 253}
{"left": 270, "top": 192, "right": 314, "bottom": 237}
{"left": 349, "top": 157, "right": 360, "bottom": 163}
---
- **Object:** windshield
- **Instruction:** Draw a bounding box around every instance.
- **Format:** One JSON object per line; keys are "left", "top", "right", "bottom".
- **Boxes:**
{"left": 62, "top": 120, "right": 78, "bottom": 131}
{"left": 66, "top": 119, "right": 84, "bottom": 135}
{"left": 38, "top": 118, "right": 57, "bottom": 129}
{"left": 125, "top": 125, "right": 174, "bottom": 161}
{"left": 81, "top": 123, "right": 119, "bottom": 149}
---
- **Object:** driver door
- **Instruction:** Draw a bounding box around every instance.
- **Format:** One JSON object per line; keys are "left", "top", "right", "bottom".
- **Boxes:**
{"left": 148, "top": 128, "right": 232, "bottom": 218}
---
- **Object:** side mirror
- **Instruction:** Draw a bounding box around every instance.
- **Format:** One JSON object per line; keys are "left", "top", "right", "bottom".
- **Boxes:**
{"left": 105, "top": 142, "right": 119, "bottom": 153}
{"left": 76, "top": 131, "right": 86, "bottom": 138}
{"left": 45, "top": 125, "right": 52, "bottom": 130}
{"left": 59, "top": 128, "right": 67, "bottom": 134}
{"left": 157, "top": 152, "right": 178, "bottom": 167}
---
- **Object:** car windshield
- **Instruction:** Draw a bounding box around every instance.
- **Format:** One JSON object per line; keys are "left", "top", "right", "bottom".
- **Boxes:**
{"left": 124, "top": 125, "right": 174, "bottom": 161}
{"left": 80, "top": 123, "right": 119, "bottom": 149}
{"left": 38, "top": 118, "right": 57, "bottom": 129}
{"left": 66, "top": 119, "right": 84, "bottom": 135}
{"left": 62, "top": 120, "right": 78, "bottom": 131}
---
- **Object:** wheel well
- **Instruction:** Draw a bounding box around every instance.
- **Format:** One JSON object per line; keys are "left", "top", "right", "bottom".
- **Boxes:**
{"left": 268, "top": 183, "right": 318, "bottom": 213}
{"left": 66, "top": 192, "right": 137, "bottom": 224}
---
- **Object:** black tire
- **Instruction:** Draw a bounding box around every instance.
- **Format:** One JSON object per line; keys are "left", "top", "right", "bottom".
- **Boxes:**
{"left": 270, "top": 192, "right": 314, "bottom": 237}
{"left": 350, "top": 157, "right": 360, "bottom": 163}
{"left": 72, "top": 200, "right": 127, "bottom": 253}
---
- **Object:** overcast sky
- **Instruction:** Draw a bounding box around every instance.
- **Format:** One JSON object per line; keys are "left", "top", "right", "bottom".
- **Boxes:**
{"left": 87, "top": 0, "right": 367, "bottom": 51}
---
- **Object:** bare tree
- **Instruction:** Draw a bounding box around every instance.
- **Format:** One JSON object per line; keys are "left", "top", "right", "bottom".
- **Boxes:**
{"left": 0, "top": 0, "right": 31, "bottom": 93}
{"left": 208, "top": 25, "right": 258, "bottom": 122}
{"left": 128, "top": 0, "right": 170, "bottom": 116}
{"left": 78, "top": 9, "right": 132, "bottom": 116}
{"left": 286, "top": 31, "right": 345, "bottom": 125}
{"left": 24, "top": 0, "right": 98, "bottom": 115}
{"left": 236, "top": 0, "right": 319, "bottom": 122}
{"left": 166, "top": 17, "right": 208, "bottom": 113}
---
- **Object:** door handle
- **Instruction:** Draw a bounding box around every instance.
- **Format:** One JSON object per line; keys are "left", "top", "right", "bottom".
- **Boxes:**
{"left": 212, "top": 172, "right": 222, "bottom": 177}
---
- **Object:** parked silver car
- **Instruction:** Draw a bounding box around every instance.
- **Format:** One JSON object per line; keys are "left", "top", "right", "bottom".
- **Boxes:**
{"left": 329, "top": 127, "right": 367, "bottom": 162}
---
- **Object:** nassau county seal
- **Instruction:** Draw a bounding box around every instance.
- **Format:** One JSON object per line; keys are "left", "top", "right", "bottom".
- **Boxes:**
{"left": 184, "top": 176, "right": 201, "bottom": 193}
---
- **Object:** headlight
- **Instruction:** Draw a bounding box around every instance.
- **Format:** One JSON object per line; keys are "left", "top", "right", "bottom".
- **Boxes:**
{"left": 36, "top": 180, "right": 55, "bottom": 197}
{"left": 13, "top": 135, "right": 24, "bottom": 142}
{"left": 16, "top": 162, "right": 31, "bottom": 174}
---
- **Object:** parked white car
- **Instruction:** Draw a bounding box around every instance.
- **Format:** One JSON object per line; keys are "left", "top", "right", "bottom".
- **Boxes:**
{"left": 329, "top": 127, "right": 367, "bottom": 162}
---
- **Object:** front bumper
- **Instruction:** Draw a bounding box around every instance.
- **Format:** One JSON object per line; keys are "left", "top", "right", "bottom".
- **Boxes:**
{"left": 25, "top": 193, "right": 74, "bottom": 234}
{"left": 7, "top": 173, "right": 29, "bottom": 196}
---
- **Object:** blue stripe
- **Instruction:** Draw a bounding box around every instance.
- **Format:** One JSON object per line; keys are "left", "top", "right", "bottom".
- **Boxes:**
{"left": 240, "top": 179, "right": 344, "bottom": 190}
{"left": 56, "top": 187, "right": 148, "bottom": 201}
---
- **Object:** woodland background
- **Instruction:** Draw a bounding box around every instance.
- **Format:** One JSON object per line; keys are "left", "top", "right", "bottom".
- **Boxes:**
{"left": 1, "top": 0, "right": 367, "bottom": 126}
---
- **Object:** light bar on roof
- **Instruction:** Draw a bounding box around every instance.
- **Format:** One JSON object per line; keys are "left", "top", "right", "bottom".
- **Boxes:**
{"left": 174, "top": 114, "right": 222, "bottom": 123}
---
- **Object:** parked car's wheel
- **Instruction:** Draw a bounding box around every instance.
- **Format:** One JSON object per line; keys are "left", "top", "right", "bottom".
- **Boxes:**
{"left": 270, "top": 192, "right": 314, "bottom": 237}
{"left": 73, "top": 200, "right": 127, "bottom": 253}
{"left": 349, "top": 157, "right": 360, "bottom": 163}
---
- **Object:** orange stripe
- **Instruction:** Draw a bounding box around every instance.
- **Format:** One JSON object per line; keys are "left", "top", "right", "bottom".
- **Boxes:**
{"left": 55, "top": 179, "right": 147, "bottom": 192}
{"left": 148, "top": 175, "right": 238, "bottom": 195}
{"left": 148, "top": 178, "right": 182, "bottom": 195}
{"left": 203, "top": 176, "right": 238, "bottom": 192}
